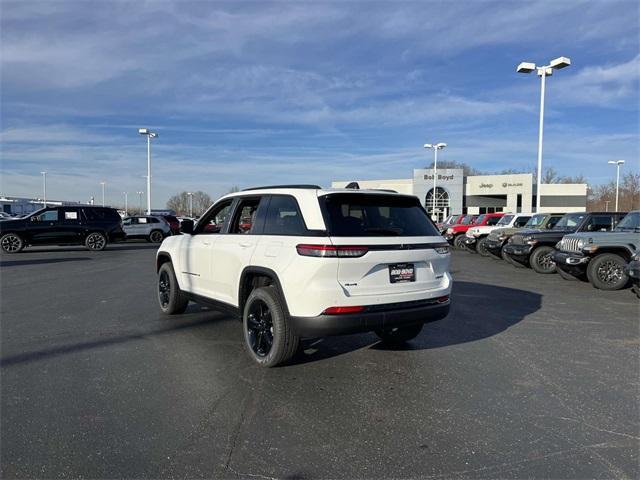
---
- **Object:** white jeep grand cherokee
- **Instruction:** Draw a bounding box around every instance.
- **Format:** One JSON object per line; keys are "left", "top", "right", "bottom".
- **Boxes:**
{"left": 156, "top": 185, "right": 452, "bottom": 367}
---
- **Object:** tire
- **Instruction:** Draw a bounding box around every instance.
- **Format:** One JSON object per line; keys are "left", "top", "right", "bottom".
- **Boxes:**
{"left": 243, "top": 286, "right": 299, "bottom": 367}
{"left": 375, "top": 323, "right": 424, "bottom": 345}
{"left": 85, "top": 232, "right": 107, "bottom": 251}
{"left": 149, "top": 230, "right": 164, "bottom": 243}
{"left": 157, "top": 262, "right": 189, "bottom": 314}
{"left": 477, "top": 237, "right": 491, "bottom": 257}
{"left": 557, "top": 267, "right": 583, "bottom": 281}
{"left": 587, "top": 253, "right": 629, "bottom": 291}
{"left": 0, "top": 233, "right": 24, "bottom": 253}
{"left": 530, "top": 246, "right": 557, "bottom": 274}
{"left": 453, "top": 235, "right": 466, "bottom": 250}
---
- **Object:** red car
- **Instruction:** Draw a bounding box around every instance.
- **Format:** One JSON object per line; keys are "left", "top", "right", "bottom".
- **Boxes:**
{"left": 444, "top": 213, "right": 504, "bottom": 249}
{"left": 162, "top": 215, "right": 180, "bottom": 235}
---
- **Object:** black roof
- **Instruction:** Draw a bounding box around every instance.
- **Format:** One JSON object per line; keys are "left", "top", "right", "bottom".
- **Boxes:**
{"left": 242, "top": 184, "right": 321, "bottom": 191}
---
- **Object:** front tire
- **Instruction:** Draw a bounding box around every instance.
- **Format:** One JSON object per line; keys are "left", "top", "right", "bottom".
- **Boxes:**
{"left": 243, "top": 286, "right": 299, "bottom": 367}
{"left": 376, "top": 323, "right": 424, "bottom": 345}
{"left": 149, "top": 230, "right": 164, "bottom": 243}
{"left": 530, "top": 246, "right": 556, "bottom": 274}
{"left": 85, "top": 232, "right": 107, "bottom": 251}
{"left": 587, "top": 253, "right": 629, "bottom": 291}
{"left": 157, "top": 262, "right": 189, "bottom": 314}
{"left": 0, "top": 233, "right": 24, "bottom": 253}
{"left": 454, "top": 235, "right": 466, "bottom": 250}
{"left": 477, "top": 237, "right": 491, "bottom": 257}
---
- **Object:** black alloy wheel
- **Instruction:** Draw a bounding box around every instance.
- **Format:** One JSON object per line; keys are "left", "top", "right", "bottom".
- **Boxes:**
{"left": 157, "top": 262, "right": 189, "bottom": 314}
{"left": 85, "top": 232, "right": 107, "bottom": 251}
{"left": 530, "top": 246, "right": 556, "bottom": 274}
{"left": 588, "top": 253, "right": 629, "bottom": 291}
{"left": 246, "top": 299, "right": 274, "bottom": 358}
{"left": 0, "top": 233, "right": 24, "bottom": 253}
{"left": 158, "top": 270, "right": 171, "bottom": 310}
{"left": 150, "top": 230, "right": 164, "bottom": 243}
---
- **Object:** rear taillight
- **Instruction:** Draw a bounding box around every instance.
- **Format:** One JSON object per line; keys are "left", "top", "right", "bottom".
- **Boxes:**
{"left": 322, "top": 306, "right": 365, "bottom": 315}
{"left": 296, "top": 244, "right": 368, "bottom": 258}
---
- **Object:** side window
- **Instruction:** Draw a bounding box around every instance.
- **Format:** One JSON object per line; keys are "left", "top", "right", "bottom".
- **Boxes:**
{"left": 263, "top": 196, "right": 307, "bottom": 236}
{"left": 34, "top": 209, "right": 59, "bottom": 222}
{"left": 123, "top": 217, "right": 132, "bottom": 226}
{"left": 587, "top": 215, "right": 613, "bottom": 232}
{"left": 62, "top": 209, "right": 80, "bottom": 224}
{"left": 196, "top": 200, "right": 233, "bottom": 234}
{"left": 229, "top": 198, "right": 263, "bottom": 234}
{"left": 148, "top": 217, "right": 159, "bottom": 224}
{"left": 515, "top": 217, "right": 530, "bottom": 227}
{"left": 546, "top": 216, "right": 561, "bottom": 229}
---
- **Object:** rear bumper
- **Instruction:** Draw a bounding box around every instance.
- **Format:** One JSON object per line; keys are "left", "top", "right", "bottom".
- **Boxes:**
{"left": 290, "top": 299, "right": 450, "bottom": 337}
{"left": 553, "top": 251, "right": 589, "bottom": 275}
{"left": 625, "top": 260, "right": 640, "bottom": 280}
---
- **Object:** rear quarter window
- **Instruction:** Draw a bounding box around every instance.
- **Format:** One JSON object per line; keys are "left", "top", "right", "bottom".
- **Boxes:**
{"left": 83, "top": 208, "right": 120, "bottom": 221}
{"left": 320, "top": 193, "right": 439, "bottom": 237}
{"left": 263, "top": 195, "right": 309, "bottom": 236}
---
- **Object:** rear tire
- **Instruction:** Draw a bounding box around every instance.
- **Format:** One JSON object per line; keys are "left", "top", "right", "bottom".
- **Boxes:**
{"left": 477, "top": 237, "right": 491, "bottom": 257}
{"left": 149, "top": 230, "right": 164, "bottom": 243}
{"left": 0, "top": 233, "right": 24, "bottom": 253}
{"left": 243, "top": 286, "right": 299, "bottom": 367}
{"left": 85, "top": 232, "right": 107, "bottom": 251}
{"left": 376, "top": 323, "right": 424, "bottom": 345}
{"left": 157, "top": 262, "right": 189, "bottom": 314}
{"left": 587, "top": 253, "right": 629, "bottom": 291}
{"left": 530, "top": 246, "right": 556, "bottom": 274}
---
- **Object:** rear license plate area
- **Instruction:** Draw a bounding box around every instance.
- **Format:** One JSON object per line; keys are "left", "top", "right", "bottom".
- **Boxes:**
{"left": 389, "top": 263, "right": 415, "bottom": 283}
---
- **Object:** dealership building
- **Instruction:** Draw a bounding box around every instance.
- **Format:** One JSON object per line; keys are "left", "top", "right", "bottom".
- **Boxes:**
{"left": 332, "top": 169, "right": 587, "bottom": 222}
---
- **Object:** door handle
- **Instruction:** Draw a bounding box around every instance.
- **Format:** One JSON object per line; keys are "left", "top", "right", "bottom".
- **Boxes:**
{"left": 239, "top": 242, "right": 253, "bottom": 248}
{"left": 202, "top": 241, "right": 211, "bottom": 246}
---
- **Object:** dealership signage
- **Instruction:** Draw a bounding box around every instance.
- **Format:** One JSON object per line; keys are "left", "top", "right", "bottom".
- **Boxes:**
{"left": 423, "top": 174, "right": 455, "bottom": 181}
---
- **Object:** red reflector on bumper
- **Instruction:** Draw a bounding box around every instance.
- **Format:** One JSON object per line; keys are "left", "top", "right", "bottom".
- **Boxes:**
{"left": 322, "top": 306, "right": 366, "bottom": 315}
{"left": 436, "top": 295, "right": 449, "bottom": 304}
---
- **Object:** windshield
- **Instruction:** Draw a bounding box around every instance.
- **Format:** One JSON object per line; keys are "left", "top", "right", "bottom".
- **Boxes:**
{"left": 497, "top": 215, "right": 514, "bottom": 226}
{"left": 525, "top": 214, "right": 545, "bottom": 227}
{"left": 321, "top": 193, "right": 439, "bottom": 237}
{"left": 615, "top": 212, "right": 640, "bottom": 231}
{"left": 460, "top": 215, "right": 476, "bottom": 225}
{"left": 474, "top": 214, "right": 486, "bottom": 225}
{"left": 554, "top": 213, "right": 586, "bottom": 230}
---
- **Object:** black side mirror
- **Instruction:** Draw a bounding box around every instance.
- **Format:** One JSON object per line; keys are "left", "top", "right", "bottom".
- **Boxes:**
{"left": 181, "top": 219, "right": 194, "bottom": 234}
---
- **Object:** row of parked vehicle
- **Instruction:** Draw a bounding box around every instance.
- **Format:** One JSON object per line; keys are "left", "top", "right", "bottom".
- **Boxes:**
{"left": 0, "top": 205, "right": 183, "bottom": 253}
{"left": 438, "top": 210, "right": 640, "bottom": 297}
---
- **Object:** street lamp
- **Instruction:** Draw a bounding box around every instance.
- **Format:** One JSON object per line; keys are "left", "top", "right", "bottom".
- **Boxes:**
{"left": 136, "top": 191, "right": 144, "bottom": 215}
{"left": 100, "top": 181, "right": 106, "bottom": 207}
{"left": 40, "top": 171, "right": 47, "bottom": 208}
{"left": 138, "top": 128, "right": 158, "bottom": 215}
{"left": 187, "top": 192, "right": 193, "bottom": 218}
{"left": 517, "top": 56, "right": 571, "bottom": 212}
{"left": 123, "top": 192, "right": 128, "bottom": 215}
{"left": 423, "top": 142, "right": 447, "bottom": 221}
{"left": 608, "top": 160, "right": 625, "bottom": 211}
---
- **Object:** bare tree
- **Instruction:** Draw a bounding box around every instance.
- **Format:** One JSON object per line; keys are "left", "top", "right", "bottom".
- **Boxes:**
{"left": 167, "top": 191, "right": 213, "bottom": 217}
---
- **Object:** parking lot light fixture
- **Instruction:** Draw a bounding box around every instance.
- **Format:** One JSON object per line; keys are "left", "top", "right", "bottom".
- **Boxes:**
{"left": 136, "top": 191, "right": 144, "bottom": 215}
{"left": 40, "top": 171, "right": 47, "bottom": 208}
{"left": 423, "top": 142, "right": 447, "bottom": 221}
{"left": 187, "top": 192, "right": 193, "bottom": 218}
{"left": 517, "top": 56, "right": 571, "bottom": 212}
{"left": 138, "top": 128, "right": 158, "bottom": 215}
{"left": 100, "top": 182, "right": 106, "bottom": 207}
{"left": 608, "top": 160, "right": 625, "bottom": 211}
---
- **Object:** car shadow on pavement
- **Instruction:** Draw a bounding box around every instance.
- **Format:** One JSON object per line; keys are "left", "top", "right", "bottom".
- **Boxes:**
{"left": 0, "top": 257, "right": 93, "bottom": 267}
{"left": 10, "top": 244, "right": 160, "bottom": 254}
{"left": 294, "top": 280, "right": 542, "bottom": 364}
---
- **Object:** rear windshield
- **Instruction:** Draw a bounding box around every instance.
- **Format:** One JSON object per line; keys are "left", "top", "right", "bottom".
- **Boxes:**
{"left": 320, "top": 193, "right": 439, "bottom": 237}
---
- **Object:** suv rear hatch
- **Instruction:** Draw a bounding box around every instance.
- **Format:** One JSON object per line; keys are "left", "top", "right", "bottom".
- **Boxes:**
{"left": 318, "top": 193, "right": 449, "bottom": 297}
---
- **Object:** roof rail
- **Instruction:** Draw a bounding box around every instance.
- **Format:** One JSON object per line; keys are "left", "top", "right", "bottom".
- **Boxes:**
{"left": 242, "top": 184, "right": 322, "bottom": 191}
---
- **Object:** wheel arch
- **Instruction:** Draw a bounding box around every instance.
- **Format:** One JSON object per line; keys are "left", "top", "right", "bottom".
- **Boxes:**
{"left": 238, "top": 267, "right": 290, "bottom": 321}
{"left": 591, "top": 246, "right": 634, "bottom": 262}
{"left": 156, "top": 251, "right": 173, "bottom": 272}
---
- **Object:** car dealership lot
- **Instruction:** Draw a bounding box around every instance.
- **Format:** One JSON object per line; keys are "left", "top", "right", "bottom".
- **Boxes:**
{"left": 1, "top": 245, "right": 638, "bottom": 479}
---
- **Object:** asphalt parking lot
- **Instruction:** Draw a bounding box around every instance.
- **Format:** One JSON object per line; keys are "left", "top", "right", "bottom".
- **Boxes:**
{"left": 1, "top": 244, "right": 638, "bottom": 479}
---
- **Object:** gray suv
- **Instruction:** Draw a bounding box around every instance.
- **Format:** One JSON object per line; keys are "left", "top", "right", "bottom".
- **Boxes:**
{"left": 553, "top": 211, "right": 640, "bottom": 290}
{"left": 123, "top": 215, "right": 171, "bottom": 243}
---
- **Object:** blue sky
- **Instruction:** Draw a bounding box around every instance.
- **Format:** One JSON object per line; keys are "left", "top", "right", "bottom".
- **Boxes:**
{"left": 1, "top": 0, "right": 638, "bottom": 208}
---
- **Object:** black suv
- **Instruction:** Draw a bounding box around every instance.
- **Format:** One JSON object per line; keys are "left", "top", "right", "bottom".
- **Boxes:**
{"left": 0, "top": 206, "right": 126, "bottom": 253}
{"left": 503, "top": 212, "right": 627, "bottom": 274}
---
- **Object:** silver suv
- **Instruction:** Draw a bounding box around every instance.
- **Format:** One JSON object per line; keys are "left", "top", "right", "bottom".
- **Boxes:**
{"left": 123, "top": 215, "right": 171, "bottom": 243}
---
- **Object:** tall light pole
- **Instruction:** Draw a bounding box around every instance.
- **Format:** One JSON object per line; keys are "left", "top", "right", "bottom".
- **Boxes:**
{"left": 423, "top": 143, "right": 447, "bottom": 221}
{"left": 608, "top": 160, "right": 625, "bottom": 211}
{"left": 40, "top": 171, "right": 47, "bottom": 208}
{"left": 138, "top": 128, "right": 158, "bottom": 215}
{"left": 187, "top": 192, "right": 193, "bottom": 218}
{"left": 136, "top": 191, "right": 144, "bottom": 215}
{"left": 123, "top": 192, "right": 128, "bottom": 215}
{"left": 100, "top": 181, "right": 106, "bottom": 207}
{"left": 517, "top": 56, "right": 571, "bottom": 212}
